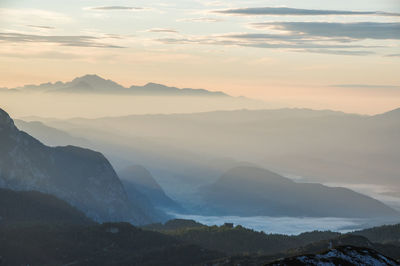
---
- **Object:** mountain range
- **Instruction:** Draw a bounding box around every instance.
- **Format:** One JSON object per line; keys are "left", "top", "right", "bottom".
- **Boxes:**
{"left": 38, "top": 107, "right": 399, "bottom": 190}
{"left": 0, "top": 108, "right": 165, "bottom": 225}
{"left": 3, "top": 74, "right": 229, "bottom": 97}
{"left": 14, "top": 107, "right": 400, "bottom": 217}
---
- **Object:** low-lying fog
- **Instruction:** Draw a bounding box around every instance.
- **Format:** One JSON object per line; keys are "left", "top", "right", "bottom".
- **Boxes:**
{"left": 170, "top": 213, "right": 399, "bottom": 235}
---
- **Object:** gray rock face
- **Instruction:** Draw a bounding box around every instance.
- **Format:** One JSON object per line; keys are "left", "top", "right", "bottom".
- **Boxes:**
{"left": 0, "top": 108, "right": 152, "bottom": 225}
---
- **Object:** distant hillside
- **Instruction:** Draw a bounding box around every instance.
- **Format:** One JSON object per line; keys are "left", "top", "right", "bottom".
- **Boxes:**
{"left": 143, "top": 219, "right": 339, "bottom": 256}
{"left": 7, "top": 74, "right": 229, "bottom": 97}
{"left": 118, "top": 165, "right": 184, "bottom": 212}
{"left": 199, "top": 166, "right": 399, "bottom": 218}
{"left": 0, "top": 108, "right": 164, "bottom": 225}
{"left": 14, "top": 119, "right": 89, "bottom": 147}
{"left": 0, "top": 188, "right": 92, "bottom": 225}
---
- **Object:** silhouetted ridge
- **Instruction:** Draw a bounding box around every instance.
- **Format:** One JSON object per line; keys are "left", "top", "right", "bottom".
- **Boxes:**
{"left": 0, "top": 188, "right": 92, "bottom": 225}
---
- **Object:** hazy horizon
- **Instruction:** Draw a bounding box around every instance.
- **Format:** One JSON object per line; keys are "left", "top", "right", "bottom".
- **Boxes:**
{"left": 1, "top": 0, "right": 400, "bottom": 115}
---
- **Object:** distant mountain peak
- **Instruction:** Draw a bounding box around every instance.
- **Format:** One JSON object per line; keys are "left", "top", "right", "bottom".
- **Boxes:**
{"left": 72, "top": 74, "right": 106, "bottom": 83}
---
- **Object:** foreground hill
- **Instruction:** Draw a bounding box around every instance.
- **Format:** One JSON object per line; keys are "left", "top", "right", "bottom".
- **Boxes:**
{"left": 0, "top": 188, "right": 222, "bottom": 266}
{"left": 1, "top": 186, "right": 400, "bottom": 266}
{"left": 200, "top": 166, "right": 399, "bottom": 218}
{"left": 0, "top": 108, "right": 161, "bottom": 224}
{"left": 0, "top": 223, "right": 223, "bottom": 266}
{"left": 0, "top": 188, "right": 92, "bottom": 225}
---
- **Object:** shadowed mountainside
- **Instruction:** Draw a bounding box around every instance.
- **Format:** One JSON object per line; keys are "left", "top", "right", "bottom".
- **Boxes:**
{"left": 0, "top": 188, "right": 92, "bottom": 225}
{"left": 0, "top": 108, "right": 165, "bottom": 225}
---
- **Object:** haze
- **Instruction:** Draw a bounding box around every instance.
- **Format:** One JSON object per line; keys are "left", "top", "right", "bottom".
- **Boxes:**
{"left": 1, "top": 0, "right": 400, "bottom": 115}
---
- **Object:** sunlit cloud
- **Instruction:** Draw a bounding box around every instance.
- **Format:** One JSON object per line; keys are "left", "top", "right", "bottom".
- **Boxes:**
{"left": 89, "top": 6, "right": 144, "bottom": 11}
{"left": 214, "top": 7, "right": 400, "bottom": 17}
{"left": 251, "top": 22, "right": 400, "bottom": 40}
{"left": 26, "top": 25, "right": 56, "bottom": 30}
{"left": 331, "top": 84, "right": 400, "bottom": 89}
{"left": 146, "top": 28, "right": 179, "bottom": 33}
{"left": 0, "top": 32, "right": 126, "bottom": 48}
{"left": 178, "top": 17, "right": 223, "bottom": 23}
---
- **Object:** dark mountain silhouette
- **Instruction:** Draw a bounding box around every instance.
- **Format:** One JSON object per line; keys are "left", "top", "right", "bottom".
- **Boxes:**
{"left": 0, "top": 108, "right": 163, "bottom": 225}
{"left": 352, "top": 223, "right": 400, "bottom": 245}
{"left": 118, "top": 165, "right": 184, "bottom": 212}
{"left": 8, "top": 74, "right": 229, "bottom": 97}
{"left": 199, "top": 166, "right": 399, "bottom": 218}
{"left": 0, "top": 188, "right": 222, "bottom": 265}
{"left": 0, "top": 188, "right": 92, "bottom": 225}
{"left": 0, "top": 222, "right": 223, "bottom": 266}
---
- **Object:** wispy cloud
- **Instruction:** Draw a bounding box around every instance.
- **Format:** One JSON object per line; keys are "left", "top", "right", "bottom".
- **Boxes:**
{"left": 178, "top": 17, "right": 223, "bottom": 23}
{"left": 146, "top": 28, "right": 178, "bottom": 33}
{"left": 89, "top": 6, "right": 144, "bottom": 11}
{"left": 252, "top": 22, "right": 400, "bottom": 40}
{"left": 0, "top": 32, "right": 125, "bottom": 48}
{"left": 156, "top": 35, "right": 377, "bottom": 56}
{"left": 154, "top": 21, "right": 399, "bottom": 56}
{"left": 331, "top": 84, "right": 399, "bottom": 89}
{"left": 385, "top": 53, "right": 400, "bottom": 57}
{"left": 214, "top": 7, "right": 400, "bottom": 17}
{"left": 26, "top": 25, "right": 55, "bottom": 30}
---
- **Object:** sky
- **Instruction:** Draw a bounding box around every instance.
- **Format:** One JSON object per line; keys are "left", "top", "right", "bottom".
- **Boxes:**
{"left": 0, "top": 0, "right": 400, "bottom": 114}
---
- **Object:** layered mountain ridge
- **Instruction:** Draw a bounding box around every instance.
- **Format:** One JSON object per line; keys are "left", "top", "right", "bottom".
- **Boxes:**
{"left": 0, "top": 108, "right": 161, "bottom": 225}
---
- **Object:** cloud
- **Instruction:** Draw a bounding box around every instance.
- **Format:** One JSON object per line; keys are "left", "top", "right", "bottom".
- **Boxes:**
{"left": 385, "top": 53, "right": 400, "bottom": 57}
{"left": 178, "top": 17, "right": 223, "bottom": 23}
{"left": 331, "top": 84, "right": 399, "bottom": 89}
{"left": 146, "top": 28, "right": 178, "bottom": 33}
{"left": 252, "top": 22, "right": 400, "bottom": 40}
{"left": 214, "top": 7, "right": 400, "bottom": 17}
{"left": 0, "top": 32, "right": 125, "bottom": 48}
{"left": 26, "top": 25, "right": 55, "bottom": 30}
{"left": 156, "top": 35, "right": 376, "bottom": 56}
{"left": 0, "top": 8, "right": 72, "bottom": 25}
{"left": 154, "top": 21, "right": 398, "bottom": 56}
{"left": 89, "top": 6, "right": 144, "bottom": 11}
